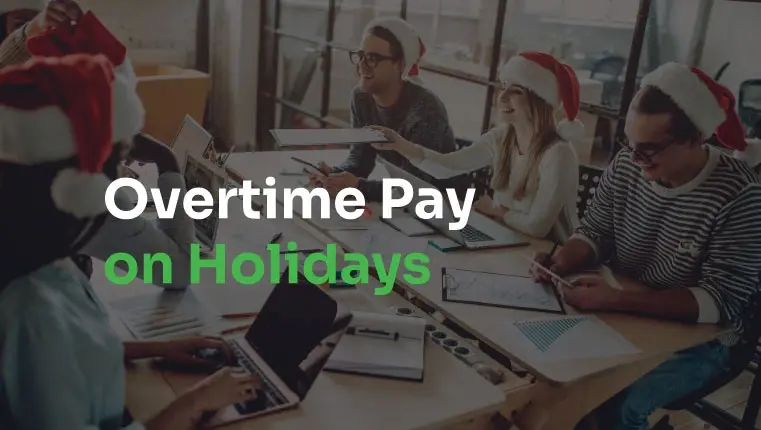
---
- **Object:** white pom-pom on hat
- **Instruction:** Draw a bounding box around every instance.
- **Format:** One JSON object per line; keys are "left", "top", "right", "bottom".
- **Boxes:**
{"left": 557, "top": 118, "right": 586, "bottom": 142}
{"left": 50, "top": 168, "right": 111, "bottom": 219}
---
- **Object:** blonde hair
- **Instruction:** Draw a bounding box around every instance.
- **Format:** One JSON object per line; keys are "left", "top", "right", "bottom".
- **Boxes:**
{"left": 491, "top": 90, "right": 561, "bottom": 200}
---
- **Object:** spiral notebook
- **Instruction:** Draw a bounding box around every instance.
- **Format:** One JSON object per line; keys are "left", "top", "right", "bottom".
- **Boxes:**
{"left": 441, "top": 267, "right": 565, "bottom": 314}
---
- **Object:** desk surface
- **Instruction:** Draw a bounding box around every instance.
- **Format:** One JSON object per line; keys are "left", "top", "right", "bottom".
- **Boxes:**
{"left": 91, "top": 190, "right": 510, "bottom": 430}
{"left": 226, "top": 149, "right": 727, "bottom": 385}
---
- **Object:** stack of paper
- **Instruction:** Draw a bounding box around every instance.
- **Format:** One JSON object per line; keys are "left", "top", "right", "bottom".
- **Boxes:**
{"left": 111, "top": 290, "right": 217, "bottom": 340}
{"left": 359, "top": 225, "right": 429, "bottom": 265}
{"left": 326, "top": 311, "right": 426, "bottom": 381}
{"left": 271, "top": 128, "right": 390, "bottom": 147}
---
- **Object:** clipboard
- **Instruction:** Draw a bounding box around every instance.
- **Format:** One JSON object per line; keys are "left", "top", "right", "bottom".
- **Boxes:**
{"left": 441, "top": 267, "right": 566, "bottom": 314}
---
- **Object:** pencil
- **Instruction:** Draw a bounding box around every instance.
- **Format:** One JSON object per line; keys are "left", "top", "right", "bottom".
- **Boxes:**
{"left": 220, "top": 325, "right": 250, "bottom": 335}
{"left": 221, "top": 313, "right": 258, "bottom": 319}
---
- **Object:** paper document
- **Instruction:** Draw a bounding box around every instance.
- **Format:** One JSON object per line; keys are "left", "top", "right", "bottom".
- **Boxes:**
{"left": 360, "top": 225, "right": 429, "bottom": 264}
{"left": 271, "top": 128, "right": 391, "bottom": 147}
{"left": 510, "top": 315, "right": 641, "bottom": 362}
{"left": 111, "top": 290, "right": 218, "bottom": 340}
{"left": 442, "top": 267, "right": 564, "bottom": 313}
{"left": 326, "top": 311, "right": 426, "bottom": 380}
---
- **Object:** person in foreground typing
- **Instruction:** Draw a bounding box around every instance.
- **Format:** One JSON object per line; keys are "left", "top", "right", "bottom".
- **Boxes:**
{"left": 532, "top": 62, "right": 761, "bottom": 430}
{"left": 0, "top": 53, "right": 258, "bottom": 430}
{"left": 373, "top": 52, "right": 582, "bottom": 241}
{"left": 1, "top": 4, "right": 197, "bottom": 288}
{"left": 306, "top": 16, "right": 464, "bottom": 200}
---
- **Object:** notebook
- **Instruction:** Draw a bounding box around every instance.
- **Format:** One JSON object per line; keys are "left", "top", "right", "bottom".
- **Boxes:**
{"left": 441, "top": 267, "right": 565, "bottom": 314}
{"left": 270, "top": 128, "right": 392, "bottom": 147}
{"left": 325, "top": 311, "right": 426, "bottom": 381}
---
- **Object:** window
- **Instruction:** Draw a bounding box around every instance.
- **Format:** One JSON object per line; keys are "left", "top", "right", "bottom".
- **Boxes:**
{"left": 258, "top": 0, "right": 657, "bottom": 165}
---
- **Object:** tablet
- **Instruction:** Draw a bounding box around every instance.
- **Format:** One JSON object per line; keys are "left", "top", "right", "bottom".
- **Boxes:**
{"left": 271, "top": 128, "right": 392, "bottom": 147}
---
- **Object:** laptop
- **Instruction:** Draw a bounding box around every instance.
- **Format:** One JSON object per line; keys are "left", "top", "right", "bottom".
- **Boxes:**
{"left": 183, "top": 152, "right": 226, "bottom": 253}
{"left": 171, "top": 115, "right": 214, "bottom": 173}
{"left": 378, "top": 158, "right": 528, "bottom": 250}
{"left": 203, "top": 270, "right": 353, "bottom": 427}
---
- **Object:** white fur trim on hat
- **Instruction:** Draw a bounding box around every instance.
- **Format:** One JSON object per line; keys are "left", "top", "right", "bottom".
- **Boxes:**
{"left": 50, "top": 168, "right": 110, "bottom": 218}
{"left": 499, "top": 56, "right": 560, "bottom": 106}
{"left": 0, "top": 105, "right": 76, "bottom": 164}
{"left": 112, "top": 58, "right": 144, "bottom": 143}
{"left": 640, "top": 62, "right": 725, "bottom": 139}
{"left": 364, "top": 17, "right": 421, "bottom": 79}
{"left": 735, "top": 138, "right": 761, "bottom": 168}
{"left": 0, "top": 0, "right": 44, "bottom": 14}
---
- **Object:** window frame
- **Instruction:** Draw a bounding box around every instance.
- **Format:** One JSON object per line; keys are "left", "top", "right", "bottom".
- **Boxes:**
{"left": 257, "top": 0, "right": 652, "bottom": 160}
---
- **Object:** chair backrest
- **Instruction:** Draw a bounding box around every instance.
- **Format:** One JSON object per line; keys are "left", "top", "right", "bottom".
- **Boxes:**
{"left": 577, "top": 165, "right": 604, "bottom": 221}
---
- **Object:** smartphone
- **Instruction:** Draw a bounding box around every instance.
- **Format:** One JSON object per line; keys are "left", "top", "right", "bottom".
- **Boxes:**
{"left": 291, "top": 156, "right": 325, "bottom": 176}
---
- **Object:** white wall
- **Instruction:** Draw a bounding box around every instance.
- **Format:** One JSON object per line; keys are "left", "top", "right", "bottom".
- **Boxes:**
{"left": 79, "top": 0, "right": 199, "bottom": 67}
{"left": 700, "top": 1, "right": 761, "bottom": 97}
{"left": 78, "top": 0, "right": 260, "bottom": 151}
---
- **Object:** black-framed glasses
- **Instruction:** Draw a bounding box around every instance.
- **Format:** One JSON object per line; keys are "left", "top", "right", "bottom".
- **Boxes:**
{"left": 618, "top": 136, "right": 679, "bottom": 163}
{"left": 349, "top": 50, "right": 398, "bottom": 69}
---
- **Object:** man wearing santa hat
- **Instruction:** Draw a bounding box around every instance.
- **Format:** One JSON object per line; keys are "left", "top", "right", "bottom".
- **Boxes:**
{"left": 307, "top": 16, "right": 465, "bottom": 201}
{"left": 533, "top": 62, "right": 761, "bottom": 429}
{"left": 1, "top": 4, "right": 199, "bottom": 289}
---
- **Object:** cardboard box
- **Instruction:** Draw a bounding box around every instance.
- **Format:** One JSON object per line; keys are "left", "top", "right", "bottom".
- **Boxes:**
{"left": 132, "top": 63, "right": 211, "bottom": 146}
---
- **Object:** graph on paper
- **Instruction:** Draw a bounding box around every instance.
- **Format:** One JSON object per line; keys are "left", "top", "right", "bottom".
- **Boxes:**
{"left": 441, "top": 268, "right": 564, "bottom": 313}
{"left": 514, "top": 316, "right": 585, "bottom": 352}
{"left": 511, "top": 315, "right": 642, "bottom": 361}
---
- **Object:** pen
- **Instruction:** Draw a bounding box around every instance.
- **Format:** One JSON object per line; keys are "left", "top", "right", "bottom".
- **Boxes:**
{"left": 545, "top": 243, "right": 559, "bottom": 265}
{"left": 347, "top": 326, "right": 400, "bottom": 340}
{"left": 280, "top": 248, "right": 323, "bottom": 255}
{"left": 269, "top": 232, "right": 283, "bottom": 244}
{"left": 523, "top": 256, "right": 576, "bottom": 290}
{"left": 221, "top": 313, "right": 258, "bottom": 319}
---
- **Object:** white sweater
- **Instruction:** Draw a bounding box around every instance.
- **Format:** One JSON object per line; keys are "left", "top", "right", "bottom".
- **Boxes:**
{"left": 410, "top": 125, "right": 580, "bottom": 241}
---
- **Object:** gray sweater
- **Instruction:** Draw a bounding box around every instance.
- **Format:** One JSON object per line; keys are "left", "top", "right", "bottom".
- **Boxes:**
{"left": 333, "top": 82, "right": 465, "bottom": 201}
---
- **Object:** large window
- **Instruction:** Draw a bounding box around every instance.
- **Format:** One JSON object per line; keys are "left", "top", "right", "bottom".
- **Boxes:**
{"left": 258, "top": 0, "right": 685, "bottom": 166}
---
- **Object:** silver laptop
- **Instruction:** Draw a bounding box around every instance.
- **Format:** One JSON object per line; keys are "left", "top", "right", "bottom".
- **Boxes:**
{"left": 379, "top": 158, "right": 528, "bottom": 250}
{"left": 183, "top": 153, "right": 225, "bottom": 252}
{"left": 204, "top": 270, "right": 353, "bottom": 427}
{"left": 171, "top": 115, "right": 213, "bottom": 174}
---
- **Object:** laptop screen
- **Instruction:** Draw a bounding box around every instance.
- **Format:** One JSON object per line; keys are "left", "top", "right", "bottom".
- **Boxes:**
{"left": 183, "top": 153, "right": 225, "bottom": 248}
{"left": 245, "top": 271, "right": 352, "bottom": 400}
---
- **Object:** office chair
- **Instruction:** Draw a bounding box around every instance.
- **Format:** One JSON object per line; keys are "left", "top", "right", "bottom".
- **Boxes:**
{"left": 590, "top": 56, "right": 627, "bottom": 108}
{"left": 739, "top": 79, "right": 761, "bottom": 136}
{"left": 652, "top": 292, "right": 761, "bottom": 430}
{"left": 576, "top": 165, "right": 604, "bottom": 221}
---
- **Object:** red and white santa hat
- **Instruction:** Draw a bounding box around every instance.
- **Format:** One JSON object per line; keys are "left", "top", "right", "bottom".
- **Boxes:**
{"left": 0, "top": 12, "right": 144, "bottom": 219}
{"left": 498, "top": 51, "right": 585, "bottom": 142}
{"left": 363, "top": 17, "right": 426, "bottom": 85}
{"left": 639, "top": 62, "right": 747, "bottom": 151}
{"left": 0, "top": 0, "right": 44, "bottom": 14}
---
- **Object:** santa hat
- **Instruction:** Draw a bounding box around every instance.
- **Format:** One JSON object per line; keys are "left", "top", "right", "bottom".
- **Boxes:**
{"left": 0, "top": 12, "right": 144, "bottom": 219}
{"left": 363, "top": 17, "right": 425, "bottom": 85}
{"left": 498, "top": 52, "right": 585, "bottom": 142}
{"left": 639, "top": 62, "right": 746, "bottom": 151}
{"left": 0, "top": 0, "right": 44, "bottom": 14}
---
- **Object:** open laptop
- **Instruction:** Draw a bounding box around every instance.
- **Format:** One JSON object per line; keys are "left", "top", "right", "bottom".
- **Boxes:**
{"left": 171, "top": 115, "right": 214, "bottom": 173}
{"left": 379, "top": 158, "right": 528, "bottom": 250}
{"left": 204, "top": 269, "right": 353, "bottom": 427}
{"left": 184, "top": 152, "right": 226, "bottom": 253}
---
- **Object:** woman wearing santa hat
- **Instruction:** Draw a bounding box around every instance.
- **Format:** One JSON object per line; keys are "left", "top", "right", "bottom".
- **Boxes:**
{"left": 373, "top": 51, "right": 583, "bottom": 241}
{"left": 533, "top": 62, "right": 761, "bottom": 430}
{"left": 1, "top": 5, "right": 202, "bottom": 289}
{"left": 0, "top": 29, "right": 260, "bottom": 430}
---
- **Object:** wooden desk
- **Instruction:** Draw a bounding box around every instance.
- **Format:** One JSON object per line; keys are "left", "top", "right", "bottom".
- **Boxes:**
{"left": 90, "top": 192, "right": 515, "bottom": 430}
{"left": 225, "top": 149, "right": 728, "bottom": 428}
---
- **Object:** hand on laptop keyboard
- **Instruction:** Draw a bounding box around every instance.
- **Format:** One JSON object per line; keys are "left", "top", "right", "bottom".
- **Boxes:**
{"left": 185, "top": 367, "right": 261, "bottom": 413}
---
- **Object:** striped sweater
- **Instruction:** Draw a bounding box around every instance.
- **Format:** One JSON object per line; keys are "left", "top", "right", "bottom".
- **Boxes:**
{"left": 573, "top": 146, "right": 761, "bottom": 344}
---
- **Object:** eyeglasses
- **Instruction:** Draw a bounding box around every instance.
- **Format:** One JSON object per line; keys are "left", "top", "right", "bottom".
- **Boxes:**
{"left": 349, "top": 50, "right": 398, "bottom": 69}
{"left": 618, "top": 136, "right": 679, "bottom": 163}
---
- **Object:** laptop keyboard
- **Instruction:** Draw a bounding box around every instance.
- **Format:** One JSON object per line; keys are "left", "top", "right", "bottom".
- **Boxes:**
{"left": 229, "top": 341, "right": 288, "bottom": 414}
{"left": 461, "top": 224, "right": 494, "bottom": 243}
